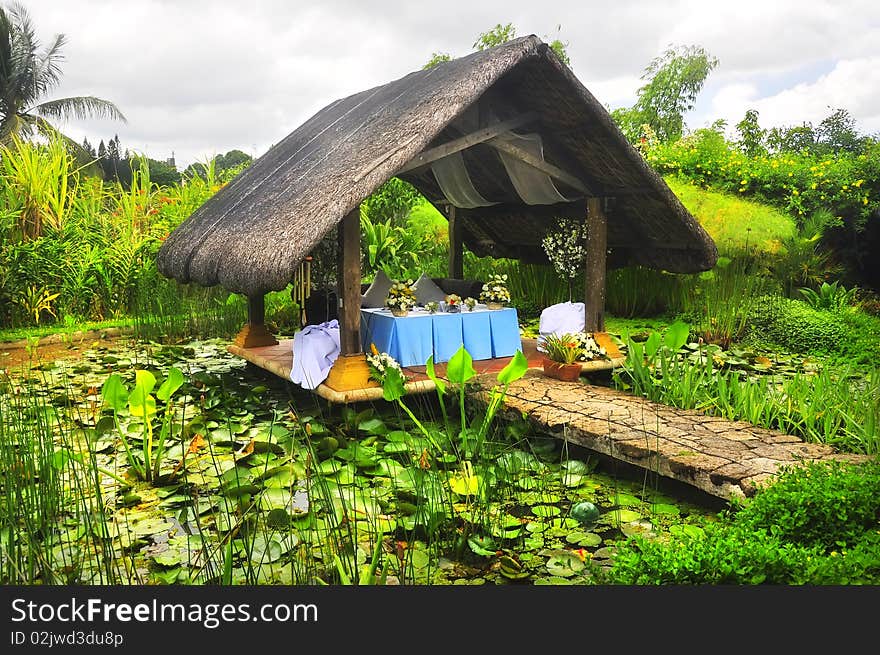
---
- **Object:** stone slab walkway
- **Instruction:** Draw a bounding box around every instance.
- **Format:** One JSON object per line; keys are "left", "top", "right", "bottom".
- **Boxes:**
{"left": 477, "top": 370, "right": 869, "bottom": 501}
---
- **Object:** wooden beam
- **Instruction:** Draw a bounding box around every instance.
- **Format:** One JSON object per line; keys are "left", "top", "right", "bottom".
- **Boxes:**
{"left": 584, "top": 197, "right": 608, "bottom": 333}
{"left": 233, "top": 293, "right": 278, "bottom": 348}
{"left": 337, "top": 208, "right": 362, "bottom": 355}
{"left": 486, "top": 137, "right": 592, "bottom": 195}
{"left": 447, "top": 205, "right": 463, "bottom": 279}
{"left": 397, "top": 112, "right": 538, "bottom": 174}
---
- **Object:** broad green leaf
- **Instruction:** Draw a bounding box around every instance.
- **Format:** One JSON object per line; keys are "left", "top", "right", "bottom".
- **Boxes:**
{"left": 156, "top": 367, "right": 184, "bottom": 402}
{"left": 134, "top": 369, "right": 156, "bottom": 395}
{"left": 446, "top": 346, "right": 476, "bottom": 385}
{"left": 101, "top": 374, "right": 128, "bottom": 412}
{"left": 644, "top": 332, "right": 661, "bottom": 360}
{"left": 497, "top": 349, "right": 528, "bottom": 385}
{"left": 382, "top": 366, "right": 405, "bottom": 402}
{"left": 424, "top": 355, "right": 447, "bottom": 394}
{"left": 663, "top": 321, "right": 690, "bottom": 353}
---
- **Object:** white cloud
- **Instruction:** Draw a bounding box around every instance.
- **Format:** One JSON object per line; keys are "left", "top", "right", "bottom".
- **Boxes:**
{"left": 17, "top": 0, "right": 880, "bottom": 167}
{"left": 709, "top": 58, "right": 880, "bottom": 137}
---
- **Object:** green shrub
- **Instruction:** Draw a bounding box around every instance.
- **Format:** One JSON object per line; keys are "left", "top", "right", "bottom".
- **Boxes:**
{"left": 600, "top": 460, "right": 880, "bottom": 585}
{"left": 732, "top": 460, "right": 880, "bottom": 551}
{"left": 746, "top": 295, "right": 848, "bottom": 355}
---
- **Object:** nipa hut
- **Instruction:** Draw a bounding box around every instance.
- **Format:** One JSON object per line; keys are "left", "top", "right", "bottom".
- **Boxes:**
{"left": 157, "top": 35, "right": 718, "bottom": 401}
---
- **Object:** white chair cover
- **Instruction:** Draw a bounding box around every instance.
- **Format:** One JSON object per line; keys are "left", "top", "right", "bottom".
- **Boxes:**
{"left": 537, "top": 301, "right": 585, "bottom": 352}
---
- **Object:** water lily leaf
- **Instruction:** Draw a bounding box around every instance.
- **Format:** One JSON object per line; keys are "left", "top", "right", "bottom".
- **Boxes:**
{"left": 621, "top": 519, "right": 656, "bottom": 538}
{"left": 600, "top": 509, "right": 643, "bottom": 526}
{"left": 565, "top": 531, "right": 602, "bottom": 547}
{"left": 358, "top": 418, "right": 386, "bottom": 434}
{"left": 651, "top": 503, "right": 680, "bottom": 516}
{"left": 468, "top": 535, "right": 497, "bottom": 557}
{"left": 531, "top": 505, "right": 561, "bottom": 518}
{"left": 612, "top": 493, "right": 643, "bottom": 507}
{"left": 545, "top": 550, "right": 585, "bottom": 577}
{"left": 383, "top": 441, "right": 409, "bottom": 454}
{"left": 131, "top": 518, "right": 173, "bottom": 536}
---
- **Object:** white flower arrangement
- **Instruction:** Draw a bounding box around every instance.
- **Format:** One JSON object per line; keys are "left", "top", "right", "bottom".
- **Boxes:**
{"left": 573, "top": 332, "right": 608, "bottom": 361}
{"left": 542, "top": 217, "right": 589, "bottom": 300}
{"left": 366, "top": 347, "right": 403, "bottom": 383}
{"left": 385, "top": 279, "right": 417, "bottom": 311}
{"left": 425, "top": 301, "right": 439, "bottom": 314}
{"left": 464, "top": 297, "right": 477, "bottom": 311}
{"left": 479, "top": 273, "right": 511, "bottom": 304}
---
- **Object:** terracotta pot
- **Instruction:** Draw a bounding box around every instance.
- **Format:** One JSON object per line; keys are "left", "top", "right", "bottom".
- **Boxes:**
{"left": 486, "top": 302, "right": 504, "bottom": 310}
{"left": 390, "top": 309, "right": 409, "bottom": 317}
{"left": 542, "top": 356, "right": 581, "bottom": 382}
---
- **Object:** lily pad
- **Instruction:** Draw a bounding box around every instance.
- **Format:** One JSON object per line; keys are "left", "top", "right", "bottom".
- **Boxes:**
{"left": 544, "top": 550, "right": 585, "bottom": 577}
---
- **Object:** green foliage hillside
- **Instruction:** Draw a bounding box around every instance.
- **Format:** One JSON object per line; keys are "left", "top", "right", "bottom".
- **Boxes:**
{"left": 665, "top": 176, "right": 796, "bottom": 255}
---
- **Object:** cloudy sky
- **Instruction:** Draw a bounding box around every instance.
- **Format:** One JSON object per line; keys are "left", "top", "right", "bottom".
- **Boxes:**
{"left": 22, "top": 0, "right": 880, "bottom": 168}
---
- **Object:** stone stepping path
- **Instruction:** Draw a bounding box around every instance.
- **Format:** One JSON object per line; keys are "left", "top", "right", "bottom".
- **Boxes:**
{"left": 477, "top": 370, "right": 869, "bottom": 501}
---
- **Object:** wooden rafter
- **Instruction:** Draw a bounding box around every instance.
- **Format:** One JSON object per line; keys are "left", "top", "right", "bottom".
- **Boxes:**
{"left": 396, "top": 112, "right": 538, "bottom": 174}
{"left": 485, "top": 136, "right": 592, "bottom": 195}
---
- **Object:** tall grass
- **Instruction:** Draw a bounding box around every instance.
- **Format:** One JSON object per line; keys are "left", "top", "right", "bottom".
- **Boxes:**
{"left": 615, "top": 330, "right": 880, "bottom": 455}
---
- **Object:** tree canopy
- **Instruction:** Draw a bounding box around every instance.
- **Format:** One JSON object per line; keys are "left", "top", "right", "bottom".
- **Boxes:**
{"left": 612, "top": 44, "right": 719, "bottom": 144}
{"left": 0, "top": 2, "right": 125, "bottom": 145}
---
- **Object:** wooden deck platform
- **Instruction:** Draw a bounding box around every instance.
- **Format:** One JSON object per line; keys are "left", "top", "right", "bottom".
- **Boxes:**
{"left": 228, "top": 335, "right": 625, "bottom": 403}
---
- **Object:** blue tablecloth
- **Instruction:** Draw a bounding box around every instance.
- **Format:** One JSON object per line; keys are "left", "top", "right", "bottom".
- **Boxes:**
{"left": 361, "top": 306, "right": 521, "bottom": 367}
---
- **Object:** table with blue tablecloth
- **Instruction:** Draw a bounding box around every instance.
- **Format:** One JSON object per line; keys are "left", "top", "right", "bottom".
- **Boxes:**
{"left": 360, "top": 306, "right": 521, "bottom": 367}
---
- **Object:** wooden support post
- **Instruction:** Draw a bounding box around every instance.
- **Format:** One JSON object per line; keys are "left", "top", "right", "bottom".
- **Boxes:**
{"left": 337, "top": 208, "right": 362, "bottom": 355}
{"left": 233, "top": 293, "right": 278, "bottom": 348}
{"left": 584, "top": 197, "right": 607, "bottom": 333}
{"left": 325, "top": 207, "right": 377, "bottom": 392}
{"left": 448, "top": 204, "right": 463, "bottom": 279}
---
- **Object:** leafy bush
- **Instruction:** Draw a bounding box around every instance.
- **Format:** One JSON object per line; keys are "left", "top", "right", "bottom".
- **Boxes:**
{"left": 600, "top": 460, "right": 880, "bottom": 584}
{"left": 746, "top": 295, "right": 848, "bottom": 355}
{"left": 731, "top": 460, "right": 880, "bottom": 551}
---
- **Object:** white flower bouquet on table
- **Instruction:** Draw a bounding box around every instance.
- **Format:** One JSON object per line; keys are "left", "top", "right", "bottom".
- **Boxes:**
{"left": 480, "top": 273, "right": 511, "bottom": 307}
{"left": 385, "top": 279, "right": 417, "bottom": 315}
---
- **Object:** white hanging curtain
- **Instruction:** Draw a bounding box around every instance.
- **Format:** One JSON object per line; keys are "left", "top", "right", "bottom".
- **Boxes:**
{"left": 494, "top": 131, "right": 576, "bottom": 205}
{"left": 431, "top": 151, "right": 497, "bottom": 209}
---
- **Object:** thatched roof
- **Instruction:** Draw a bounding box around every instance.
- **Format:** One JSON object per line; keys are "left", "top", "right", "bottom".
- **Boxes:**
{"left": 157, "top": 35, "right": 717, "bottom": 296}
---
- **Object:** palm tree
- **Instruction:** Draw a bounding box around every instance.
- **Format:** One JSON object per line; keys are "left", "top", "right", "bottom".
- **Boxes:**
{"left": 0, "top": 1, "right": 125, "bottom": 145}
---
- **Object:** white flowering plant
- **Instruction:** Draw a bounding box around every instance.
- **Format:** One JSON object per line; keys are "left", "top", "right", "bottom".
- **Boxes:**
{"left": 542, "top": 217, "right": 588, "bottom": 300}
{"left": 425, "top": 301, "right": 439, "bottom": 314}
{"left": 573, "top": 332, "right": 607, "bottom": 361}
{"left": 464, "top": 297, "right": 477, "bottom": 311}
{"left": 366, "top": 345, "right": 403, "bottom": 383}
{"left": 385, "top": 279, "right": 417, "bottom": 311}
{"left": 479, "top": 273, "right": 511, "bottom": 304}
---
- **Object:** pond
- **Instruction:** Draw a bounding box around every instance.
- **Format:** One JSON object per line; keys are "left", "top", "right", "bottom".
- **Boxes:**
{"left": 0, "top": 338, "right": 724, "bottom": 585}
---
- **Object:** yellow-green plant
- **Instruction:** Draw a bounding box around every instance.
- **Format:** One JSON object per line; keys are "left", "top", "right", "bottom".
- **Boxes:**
{"left": 0, "top": 136, "right": 80, "bottom": 239}
{"left": 101, "top": 367, "right": 186, "bottom": 483}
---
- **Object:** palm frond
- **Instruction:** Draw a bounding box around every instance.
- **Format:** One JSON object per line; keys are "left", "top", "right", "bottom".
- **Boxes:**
{"left": 32, "top": 96, "right": 127, "bottom": 123}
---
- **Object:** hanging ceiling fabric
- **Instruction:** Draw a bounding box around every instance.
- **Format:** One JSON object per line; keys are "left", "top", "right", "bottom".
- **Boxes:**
{"left": 494, "top": 131, "right": 576, "bottom": 205}
{"left": 431, "top": 150, "right": 497, "bottom": 209}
